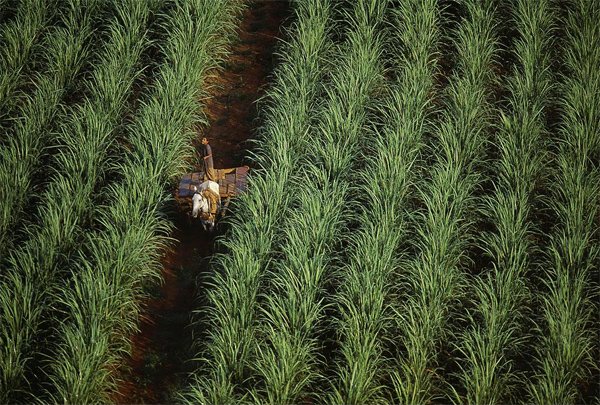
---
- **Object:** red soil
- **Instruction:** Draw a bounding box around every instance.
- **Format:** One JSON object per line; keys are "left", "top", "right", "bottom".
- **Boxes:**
{"left": 193, "top": 1, "right": 289, "bottom": 170}
{"left": 111, "top": 1, "right": 289, "bottom": 403}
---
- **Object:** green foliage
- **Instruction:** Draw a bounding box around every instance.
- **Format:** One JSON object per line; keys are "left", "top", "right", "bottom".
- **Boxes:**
{"left": 454, "top": 0, "right": 556, "bottom": 403}
{"left": 181, "top": 1, "right": 332, "bottom": 403}
{"left": 392, "top": 0, "right": 499, "bottom": 403}
{"left": 1, "top": 0, "right": 599, "bottom": 402}
{"left": 528, "top": 1, "right": 600, "bottom": 403}
{"left": 0, "top": 1, "right": 103, "bottom": 401}
{"left": 0, "top": 0, "right": 152, "bottom": 401}
{"left": 0, "top": 0, "right": 54, "bottom": 121}
{"left": 248, "top": 1, "right": 387, "bottom": 403}
{"left": 329, "top": 0, "right": 440, "bottom": 403}
{"left": 44, "top": 1, "right": 244, "bottom": 402}
{"left": 0, "top": 0, "right": 99, "bottom": 258}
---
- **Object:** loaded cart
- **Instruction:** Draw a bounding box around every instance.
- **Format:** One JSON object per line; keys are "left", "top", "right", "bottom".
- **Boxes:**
{"left": 176, "top": 166, "right": 250, "bottom": 221}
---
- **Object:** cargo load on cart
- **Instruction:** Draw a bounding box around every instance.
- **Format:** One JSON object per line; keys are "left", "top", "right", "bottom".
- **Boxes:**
{"left": 176, "top": 166, "right": 249, "bottom": 230}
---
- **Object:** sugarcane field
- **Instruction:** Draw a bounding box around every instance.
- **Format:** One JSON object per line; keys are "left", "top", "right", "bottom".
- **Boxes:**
{"left": 0, "top": 0, "right": 598, "bottom": 403}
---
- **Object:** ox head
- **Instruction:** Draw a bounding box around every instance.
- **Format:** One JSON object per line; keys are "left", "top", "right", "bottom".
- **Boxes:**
{"left": 191, "top": 186, "right": 216, "bottom": 231}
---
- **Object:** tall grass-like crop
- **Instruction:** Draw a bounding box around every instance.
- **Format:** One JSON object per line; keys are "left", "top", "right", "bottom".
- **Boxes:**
{"left": 454, "top": 0, "right": 555, "bottom": 403}
{"left": 0, "top": 0, "right": 16, "bottom": 30}
{"left": 44, "top": 1, "right": 244, "bottom": 402}
{"left": 528, "top": 1, "right": 600, "bottom": 403}
{"left": 181, "top": 1, "right": 332, "bottom": 403}
{"left": 0, "top": 0, "right": 54, "bottom": 122}
{"left": 0, "top": 0, "right": 101, "bottom": 400}
{"left": 328, "top": 1, "right": 440, "bottom": 403}
{"left": 0, "top": 0, "right": 100, "bottom": 258}
{"left": 249, "top": 1, "right": 386, "bottom": 403}
{"left": 0, "top": 1, "right": 153, "bottom": 402}
{"left": 392, "top": 0, "right": 498, "bottom": 403}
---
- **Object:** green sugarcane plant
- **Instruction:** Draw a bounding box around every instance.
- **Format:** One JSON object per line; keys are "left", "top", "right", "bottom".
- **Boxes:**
{"left": 249, "top": 1, "right": 387, "bottom": 403}
{"left": 45, "top": 1, "right": 244, "bottom": 402}
{"left": 0, "top": 0, "right": 100, "bottom": 259}
{"left": 329, "top": 1, "right": 440, "bottom": 403}
{"left": 527, "top": 0, "right": 600, "bottom": 403}
{"left": 0, "top": 0, "right": 17, "bottom": 31}
{"left": 0, "top": 1, "right": 154, "bottom": 402}
{"left": 0, "top": 0, "right": 55, "bottom": 123}
{"left": 0, "top": 1, "right": 104, "bottom": 401}
{"left": 181, "top": 0, "right": 332, "bottom": 403}
{"left": 454, "top": 0, "right": 555, "bottom": 403}
{"left": 391, "top": 0, "right": 499, "bottom": 403}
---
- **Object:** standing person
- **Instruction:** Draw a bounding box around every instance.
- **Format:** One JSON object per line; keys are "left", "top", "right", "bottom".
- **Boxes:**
{"left": 201, "top": 137, "right": 215, "bottom": 181}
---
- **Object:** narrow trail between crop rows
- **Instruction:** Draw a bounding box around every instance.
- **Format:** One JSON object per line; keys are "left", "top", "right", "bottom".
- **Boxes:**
{"left": 112, "top": 2, "right": 289, "bottom": 403}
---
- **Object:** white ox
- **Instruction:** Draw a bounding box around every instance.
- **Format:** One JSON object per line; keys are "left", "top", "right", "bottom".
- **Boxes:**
{"left": 192, "top": 180, "right": 220, "bottom": 231}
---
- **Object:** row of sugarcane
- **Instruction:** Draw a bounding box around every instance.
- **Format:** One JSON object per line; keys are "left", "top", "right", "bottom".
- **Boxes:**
{"left": 455, "top": 0, "right": 555, "bottom": 402}
{"left": 45, "top": 1, "right": 245, "bottom": 402}
{"left": 0, "top": 0, "right": 156, "bottom": 401}
{"left": 1, "top": 0, "right": 105, "bottom": 400}
{"left": 0, "top": 0, "right": 245, "bottom": 402}
{"left": 393, "top": 0, "right": 499, "bottom": 402}
{"left": 0, "top": 0, "right": 99, "bottom": 258}
{"left": 529, "top": 0, "right": 599, "bottom": 403}
{"left": 330, "top": 0, "right": 440, "bottom": 403}
{"left": 181, "top": 0, "right": 390, "bottom": 402}
{"left": 182, "top": 0, "right": 599, "bottom": 403}
{"left": 246, "top": 0, "right": 387, "bottom": 401}
{"left": 181, "top": 0, "right": 333, "bottom": 403}
{"left": 0, "top": 0, "right": 54, "bottom": 122}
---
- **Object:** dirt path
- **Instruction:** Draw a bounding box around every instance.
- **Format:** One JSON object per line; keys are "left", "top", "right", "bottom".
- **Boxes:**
{"left": 112, "top": 1, "right": 289, "bottom": 403}
{"left": 194, "top": 1, "right": 289, "bottom": 170}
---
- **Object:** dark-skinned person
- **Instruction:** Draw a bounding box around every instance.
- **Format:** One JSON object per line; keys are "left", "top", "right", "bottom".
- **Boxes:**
{"left": 201, "top": 137, "right": 215, "bottom": 181}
